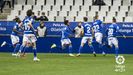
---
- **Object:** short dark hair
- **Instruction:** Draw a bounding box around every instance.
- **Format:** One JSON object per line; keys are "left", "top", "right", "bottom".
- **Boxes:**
{"left": 83, "top": 17, "right": 88, "bottom": 22}
{"left": 94, "top": 15, "right": 99, "bottom": 20}
{"left": 64, "top": 20, "right": 69, "bottom": 25}
{"left": 112, "top": 17, "right": 116, "bottom": 22}
{"left": 26, "top": 9, "right": 32, "bottom": 17}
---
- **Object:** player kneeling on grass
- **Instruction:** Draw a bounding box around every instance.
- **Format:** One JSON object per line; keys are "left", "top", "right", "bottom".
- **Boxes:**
{"left": 17, "top": 9, "right": 40, "bottom": 61}
{"left": 51, "top": 20, "right": 75, "bottom": 57}
{"left": 106, "top": 17, "right": 126, "bottom": 58}
{"left": 1, "top": 20, "right": 23, "bottom": 56}
{"left": 76, "top": 17, "right": 96, "bottom": 57}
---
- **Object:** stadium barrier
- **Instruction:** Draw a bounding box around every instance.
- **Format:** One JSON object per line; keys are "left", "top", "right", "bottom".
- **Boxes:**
{"left": 0, "top": 21, "right": 133, "bottom": 54}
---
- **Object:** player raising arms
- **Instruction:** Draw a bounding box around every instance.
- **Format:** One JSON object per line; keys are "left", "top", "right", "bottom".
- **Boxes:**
{"left": 17, "top": 9, "right": 40, "bottom": 61}
{"left": 92, "top": 15, "right": 106, "bottom": 56}
{"left": 51, "top": 20, "right": 75, "bottom": 57}
{"left": 1, "top": 20, "right": 23, "bottom": 56}
{"left": 106, "top": 17, "right": 126, "bottom": 57}
{"left": 76, "top": 17, "right": 96, "bottom": 57}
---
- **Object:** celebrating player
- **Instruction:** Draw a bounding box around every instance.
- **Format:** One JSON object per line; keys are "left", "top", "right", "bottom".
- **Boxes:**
{"left": 17, "top": 9, "right": 40, "bottom": 61}
{"left": 92, "top": 15, "right": 106, "bottom": 56}
{"left": 51, "top": 20, "right": 75, "bottom": 57}
{"left": 106, "top": 17, "right": 126, "bottom": 57}
{"left": 1, "top": 20, "right": 23, "bottom": 56}
{"left": 76, "top": 17, "right": 96, "bottom": 57}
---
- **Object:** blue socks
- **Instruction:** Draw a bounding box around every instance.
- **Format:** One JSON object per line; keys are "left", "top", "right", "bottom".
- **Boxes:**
{"left": 78, "top": 46, "right": 83, "bottom": 54}
{"left": 90, "top": 45, "right": 95, "bottom": 53}
{"left": 33, "top": 48, "right": 37, "bottom": 57}
{"left": 19, "top": 45, "right": 25, "bottom": 53}
{"left": 13, "top": 43, "right": 20, "bottom": 54}
{"left": 115, "top": 47, "right": 119, "bottom": 57}
{"left": 69, "top": 45, "right": 73, "bottom": 54}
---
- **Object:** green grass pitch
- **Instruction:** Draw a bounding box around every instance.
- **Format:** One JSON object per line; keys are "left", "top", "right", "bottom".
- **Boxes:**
{"left": 0, "top": 53, "right": 132, "bottom": 75}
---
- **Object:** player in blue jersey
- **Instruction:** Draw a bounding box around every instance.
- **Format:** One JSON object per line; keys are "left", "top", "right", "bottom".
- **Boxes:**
{"left": 92, "top": 15, "right": 106, "bottom": 56}
{"left": 106, "top": 17, "right": 126, "bottom": 57}
{"left": 17, "top": 9, "right": 40, "bottom": 61}
{"left": 1, "top": 20, "right": 23, "bottom": 56}
{"left": 51, "top": 20, "right": 75, "bottom": 57}
{"left": 76, "top": 17, "right": 96, "bottom": 57}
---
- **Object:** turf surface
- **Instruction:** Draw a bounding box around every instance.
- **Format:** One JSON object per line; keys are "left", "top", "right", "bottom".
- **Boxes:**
{"left": 0, "top": 53, "right": 132, "bottom": 75}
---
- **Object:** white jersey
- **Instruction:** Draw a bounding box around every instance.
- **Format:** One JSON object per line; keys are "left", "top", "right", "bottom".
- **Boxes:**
{"left": 37, "top": 26, "right": 46, "bottom": 37}
{"left": 74, "top": 26, "right": 84, "bottom": 38}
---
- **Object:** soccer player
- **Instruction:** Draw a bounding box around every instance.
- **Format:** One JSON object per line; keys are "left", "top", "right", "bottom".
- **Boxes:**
{"left": 92, "top": 15, "right": 106, "bottom": 56}
{"left": 17, "top": 9, "right": 40, "bottom": 61}
{"left": 1, "top": 20, "right": 23, "bottom": 56}
{"left": 51, "top": 20, "right": 75, "bottom": 57}
{"left": 106, "top": 17, "right": 126, "bottom": 57}
{"left": 76, "top": 17, "right": 96, "bottom": 57}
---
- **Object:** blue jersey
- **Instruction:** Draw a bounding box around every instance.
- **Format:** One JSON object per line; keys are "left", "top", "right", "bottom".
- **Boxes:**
{"left": 23, "top": 16, "right": 34, "bottom": 34}
{"left": 11, "top": 23, "right": 22, "bottom": 36}
{"left": 82, "top": 22, "right": 93, "bottom": 37}
{"left": 92, "top": 20, "right": 103, "bottom": 33}
{"left": 107, "top": 23, "right": 119, "bottom": 37}
{"left": 61, "top": 25, "right": 73, "bottom": 39}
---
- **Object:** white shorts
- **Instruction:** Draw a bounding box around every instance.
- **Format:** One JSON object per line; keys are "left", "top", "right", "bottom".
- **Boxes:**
{"left": 81, "top": 36, "right": 93, "bottom": 44}
{"left": 10, "top": 35, "right": 20, "bottom": 45}
{"left": 95, "top": 32, "right": 103, "bottom": 44}
{"left": 23, "top": 34, "right": 37, "bottom": 43}
{"left": 108, "top": 37, "right": 118, "bottom": 47}
{"left": 61, "top": 38, "right": 71, "bottom": 46}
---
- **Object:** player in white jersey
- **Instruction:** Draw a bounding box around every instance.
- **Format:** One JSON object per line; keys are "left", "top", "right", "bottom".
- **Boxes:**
{"left": 76, "top": 17, "right": 96, "bottom": 57}
{"left": 17, "top": 10, "right": 40, "bottom": 61}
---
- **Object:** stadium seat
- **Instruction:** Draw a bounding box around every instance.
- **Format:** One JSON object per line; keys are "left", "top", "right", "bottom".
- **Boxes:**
{"left": 129, "top": 6, "right": 133, "bottom": 11}
{"left": 36, "top": 0, "right": 45, "bottom": 5}
{"left": 23, "top": 5, "right": 32, "bottom": 10}
{"left": 122, "top": 0, "right": 131, "bottom": 6}
{"left": 14, "top": 5, "right": 22, "bottom": 10}
{"left": 69, "top": 11, "right": 78, "bottom": 16}
{"left": 71, "top": 5, "right": 80, "bottom": 11}
{"left": 91, "top": 6, "right": 99, "bottom": 12}
{"left": 104, "top": 16, "right": 113, "bottom": 23}
{"left": 55, "top": 16, "right": 65, "bottom": 22}
{"left": 74, "top": 0, "right": 83, "bottom": 6}
{"left": 65, "top": 0, "right": 74, "bottom": 5}
{"left": 84, "top": 0, "right": 92, "bottom": 6}
{"left": 48, "top": 16, "right": 55, "bottom": 21}
{"left": 52, "top": 5, "right": 61, "bottom": 11}
{"left": 100, "top": 6, "right": 109, "bottom": 12}
{"left": 120, "top": 6, "right": 129, "bottom": 12}
{"left": 49, "top": 11, "right": 57, "bottom": 16}
{"left": 110, "top": 6, "right": 119, "bottom": 11}
{"left": 127, "top": 11, "right": 133, "bottom": 17}
{"left": 27, "top": 0, "right": 35, "bottom": 5}
{"left": 17, "top": 0, "right": 26, "bottom": 5}
{"left": 65, "top": 16, "right": 74, "bottom": 22}
{"left": 107, "top": 11, "right": 117, "bottom": 17}
{"left": 104, "top": 0, "right": 112, "bottom": 6}
{"left": 46, "top": 0, "right": 55, "bottom": 5}
{"left": 124, "top": 17, "right": 133, "bottom": 22}
{"left": 87, "top": 11, "right": 96, "bottom": 16}
{"left": 59, "top": 11, "right": 68, "bottom": 16}
{"left": 43, "top": 5, "right": 52, "bottom": 11}
{"left": 113, "top": 0, "right": 121, "bottom": 6}
{"left": 117, "top": 11, "right": 126, "bottom": 17}
{"left": 55, "top": 0, "right": 64, "bottom": 5}
{"left": 75, "top": 16, "right": 83, "bottom": 22}
{"left": 33, "top": 5, "right": 42, "bottom": 11}
{"left": 81, "top": 6, "right": 90, "bottom": 11}
{"left": 78, "top": 11, "right": 87, "bottom": 17}
{"left": 62, "top": 5, "right": 70, "bottom": 11}
{"left": 98, "top": 11, "right": 106, "bottom": 17}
